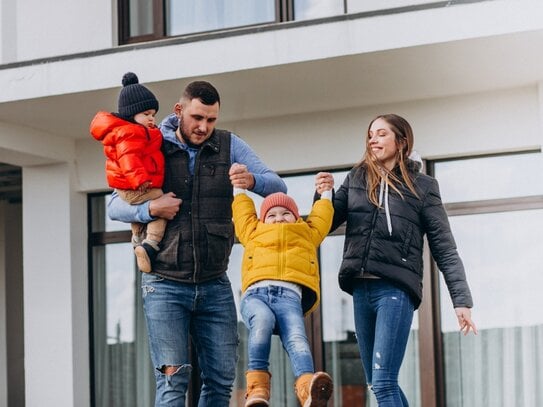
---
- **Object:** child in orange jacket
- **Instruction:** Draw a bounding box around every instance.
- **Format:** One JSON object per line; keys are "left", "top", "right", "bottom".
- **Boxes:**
{"left": 230, "top": 163, "right": 334, "bottom": 407}
{"left": 90, "top": 72, "right": 166, "bottom": 273}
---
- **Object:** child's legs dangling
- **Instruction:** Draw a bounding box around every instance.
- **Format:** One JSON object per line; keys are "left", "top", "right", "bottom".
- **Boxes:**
{"left": 272, "top": 286, "right": 313, "bottom": 377}
{"left": 241, "top": 289, "right": 276, "bottom": 372}
{"left": 145, "top": 217, "right": 167, "bottom": 247}
{"left": 131, "top": 222, "right": 146, "bottom": 246}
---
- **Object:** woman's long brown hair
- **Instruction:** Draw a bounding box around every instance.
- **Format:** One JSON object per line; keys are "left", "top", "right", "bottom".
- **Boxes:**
{"left": 355, "top": 114, "right": 419, "bottom": 207}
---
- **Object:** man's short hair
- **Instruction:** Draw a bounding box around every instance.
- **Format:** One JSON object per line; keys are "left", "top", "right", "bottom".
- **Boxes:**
{"left": 182, "top": 81, "right": 221, "bottom": 106}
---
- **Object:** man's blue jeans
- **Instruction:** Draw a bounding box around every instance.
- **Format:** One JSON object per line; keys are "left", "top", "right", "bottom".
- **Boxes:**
{"left": 240, "top": 285, "right": 314, "bottom": 378}
{"left": 353, "top": 279, "right": 414, "bottom": 407}
{"left": 142, "top": 273, "right": 238, "bottom": 407}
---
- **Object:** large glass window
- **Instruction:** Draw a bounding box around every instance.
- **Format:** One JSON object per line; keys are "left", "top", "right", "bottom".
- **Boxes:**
{"left": 293, "top": 0, "right": 344, "bottom": 21}
{"left": 347, "top": 0, "right": 436, "bottom": 14}
{"left": 127, "top": 0, "right": 153, "bottom": 37}
{"left": 120, "top": 0, "right": 447, "bottom": 44}
{"left": 433, "top": 152, "right": 543, "bottom": 407}
{"left": 166, "top": 0, "right": 276, "bottom": 37}
{"left": 89, "top": 194, "right": 154, "bottom": 407}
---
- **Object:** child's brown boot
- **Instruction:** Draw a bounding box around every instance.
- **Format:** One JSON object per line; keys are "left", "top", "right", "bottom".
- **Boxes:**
{"left": 295, "top": 371, "right": 333, "bottom": 407}
{"left": 245, "top": 370, "right": 271, "bottom": 406}
{"left": 134, "top": 241, "right": 158, "bottom": 273}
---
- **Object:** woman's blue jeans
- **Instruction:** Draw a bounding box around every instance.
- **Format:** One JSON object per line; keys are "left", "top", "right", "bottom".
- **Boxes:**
{"left": 353, "top": 279, "right": 414, "bottom": 407}
{"left": 240, "top": 285, "right": 314, "bottom": 378}
{"left": 141, "top": 273, "right": 238, "bottom": 407}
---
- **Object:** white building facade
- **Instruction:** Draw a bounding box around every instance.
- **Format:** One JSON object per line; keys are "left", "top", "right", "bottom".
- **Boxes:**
{"left": 0, "top": 0, "right": 542, "bottom": 406}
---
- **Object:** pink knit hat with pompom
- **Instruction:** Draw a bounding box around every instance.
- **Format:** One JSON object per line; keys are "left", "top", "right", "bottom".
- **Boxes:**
{"left": 260, "top": 192, "right": 300, "bottom": 222}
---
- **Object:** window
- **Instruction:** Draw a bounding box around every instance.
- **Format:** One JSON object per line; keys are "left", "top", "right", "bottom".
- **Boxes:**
{"left": 432, "top": 151, "right": 543, "bottom": 407}
{"left": 166, "top": 1, "right": 276, "bottom": 37}
{"left": 89, "top": 151, "right": 543, "bottom": 405}
{"left": 119, "top": 1, "right": 469, "bottom": 45}
{"left": 293, "top": 0, "right": 344, "bottom": 21}
{"left": 119, "top": 0, "right": 350, "bottom": 44}
{"left": 89, "top": 194, "right": 154, "bottom": 407}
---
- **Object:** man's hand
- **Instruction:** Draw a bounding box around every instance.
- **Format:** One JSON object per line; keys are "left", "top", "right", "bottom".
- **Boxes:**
{"left": 229, "top": 163, "right": 255, "bottom": 190}
{"left": 149, "top": 192, "right": 182, "bottom": 220}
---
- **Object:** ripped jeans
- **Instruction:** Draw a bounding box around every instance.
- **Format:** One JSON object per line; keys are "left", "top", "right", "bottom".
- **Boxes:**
{"left": 142, "top": 273, "right": 238, "bottom": 407}
{"left": 353, "top": 279, "right": 414, "bottom": 407}
{"left": 241, "top": 285, "right": 314, "bottom": 378}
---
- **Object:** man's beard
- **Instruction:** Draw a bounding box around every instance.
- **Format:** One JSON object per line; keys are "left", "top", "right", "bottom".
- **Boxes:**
{"left": 178, "top": 116, "right": 203, "bottom": 149}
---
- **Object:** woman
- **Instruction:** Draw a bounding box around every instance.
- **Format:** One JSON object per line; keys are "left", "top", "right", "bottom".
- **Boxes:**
{"left": 316, "top": 114, "right": 477, "bottom": 406}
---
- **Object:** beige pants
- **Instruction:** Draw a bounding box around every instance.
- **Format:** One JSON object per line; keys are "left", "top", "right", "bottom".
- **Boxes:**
{"left": 116, "top": 188, "right": 167, "bottom": 243}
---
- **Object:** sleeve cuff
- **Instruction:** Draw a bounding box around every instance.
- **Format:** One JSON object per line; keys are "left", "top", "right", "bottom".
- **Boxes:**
{"left": 320, "top": 190, "right": 332, "bottom": 200}
{"left": 233, "top": 187, "right": 247, "bottom": 196}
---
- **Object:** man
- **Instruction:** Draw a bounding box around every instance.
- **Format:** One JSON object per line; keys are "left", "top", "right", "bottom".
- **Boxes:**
{"left": 108, "top": 81, "right": 287, "bottom": 406}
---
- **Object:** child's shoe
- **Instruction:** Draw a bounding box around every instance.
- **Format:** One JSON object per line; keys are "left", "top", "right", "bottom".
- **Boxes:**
{"left": 295, "top": 371, "right": 333, "bottom": 407}
{"left": 245, "top": 370, "right": 271, "bottom": 406}
{"left": 134, "top": 241, "right": 158, "bottom": 273}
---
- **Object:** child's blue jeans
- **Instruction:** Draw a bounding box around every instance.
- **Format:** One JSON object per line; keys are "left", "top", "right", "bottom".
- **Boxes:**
{"left": 240, "top": 285, "right": 314, "bottom": 378}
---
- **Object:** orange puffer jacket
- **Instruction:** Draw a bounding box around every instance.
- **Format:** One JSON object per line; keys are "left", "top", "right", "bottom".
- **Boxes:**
{"left": 90, "top": 111, "right": 165, "bottom": 190}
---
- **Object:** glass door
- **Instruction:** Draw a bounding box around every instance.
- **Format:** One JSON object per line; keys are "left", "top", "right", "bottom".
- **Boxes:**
{"left": 434, "top": 151, "right": 543, "bottom": 407}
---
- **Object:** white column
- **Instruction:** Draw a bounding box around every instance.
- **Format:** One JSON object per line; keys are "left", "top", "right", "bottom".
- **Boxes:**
{"left": 23, "top": 163, "right": 89, "bottom": 407}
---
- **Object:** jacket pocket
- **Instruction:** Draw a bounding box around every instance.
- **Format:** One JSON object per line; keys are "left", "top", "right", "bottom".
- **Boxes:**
{"left": 204, "top": 222, "right": 234, "bottom": 269}
{"left": 155, "top": 224, "right": 181, "bottom": 270}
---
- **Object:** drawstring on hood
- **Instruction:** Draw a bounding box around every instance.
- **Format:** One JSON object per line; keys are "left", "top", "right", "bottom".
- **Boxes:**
{"left": 378, "top": 175, "right": 393, "bottom": 236}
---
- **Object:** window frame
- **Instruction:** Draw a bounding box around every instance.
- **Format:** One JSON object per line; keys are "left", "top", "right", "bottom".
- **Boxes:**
{"left": 118, "top": 0, "right": 165, "bottom": 45}
{"left": 118, "top": 0, "right": 353, "bottom": 45}
{"left": 419, "top": 151, "right": 543, "bottom": 407}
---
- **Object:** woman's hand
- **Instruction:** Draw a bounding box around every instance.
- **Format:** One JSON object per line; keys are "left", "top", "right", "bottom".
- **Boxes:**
{"left": 315, "top": 172, "right": 334, "bottom": 194}
{"left": 455, "top": 307, "right": 478, "bottom": 335}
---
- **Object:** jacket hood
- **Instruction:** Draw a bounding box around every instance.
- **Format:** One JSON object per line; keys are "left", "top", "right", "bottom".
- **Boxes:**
{"left": 89, "top": 111, "right": 128, "bottom": 141}
{"left": 407, "top": 151, "right": 423, "bottom": 173}
{"left": 159, "top": 113, "right": 179, "bottom": 145}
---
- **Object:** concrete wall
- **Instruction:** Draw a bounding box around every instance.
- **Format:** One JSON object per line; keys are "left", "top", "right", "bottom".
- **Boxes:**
{"left": 0, "top": 0, "right": 114, "bottom": 64}
{"left": 77, "top": 84, "right": 542, "bottom": 190}
{"left": 228, "top": 86, "right": 539, "bottom": 172}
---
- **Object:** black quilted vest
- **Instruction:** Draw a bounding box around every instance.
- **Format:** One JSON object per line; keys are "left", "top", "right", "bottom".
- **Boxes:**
{"left": 153, "top": 129, "right": 234, "bottom": 283}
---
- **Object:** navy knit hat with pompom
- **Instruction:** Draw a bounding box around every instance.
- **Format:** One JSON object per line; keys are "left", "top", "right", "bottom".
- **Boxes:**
{"left": 117, "top": 72, "right": 159, "bottom": 120}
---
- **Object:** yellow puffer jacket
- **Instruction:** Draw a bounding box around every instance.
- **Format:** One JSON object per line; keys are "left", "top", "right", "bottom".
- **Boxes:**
{"left": 232, "top": 193, "right": 333, "bottom": 315}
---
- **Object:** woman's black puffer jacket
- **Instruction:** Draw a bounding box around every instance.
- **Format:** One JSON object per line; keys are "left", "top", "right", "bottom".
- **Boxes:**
{"left": 331, "top": 162, "right": 473, "bottom": 309}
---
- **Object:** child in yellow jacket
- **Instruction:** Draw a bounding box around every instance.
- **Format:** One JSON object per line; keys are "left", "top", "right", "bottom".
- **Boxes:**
{"left": 230, "top": 163, "right": 334, "bottom": 407}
